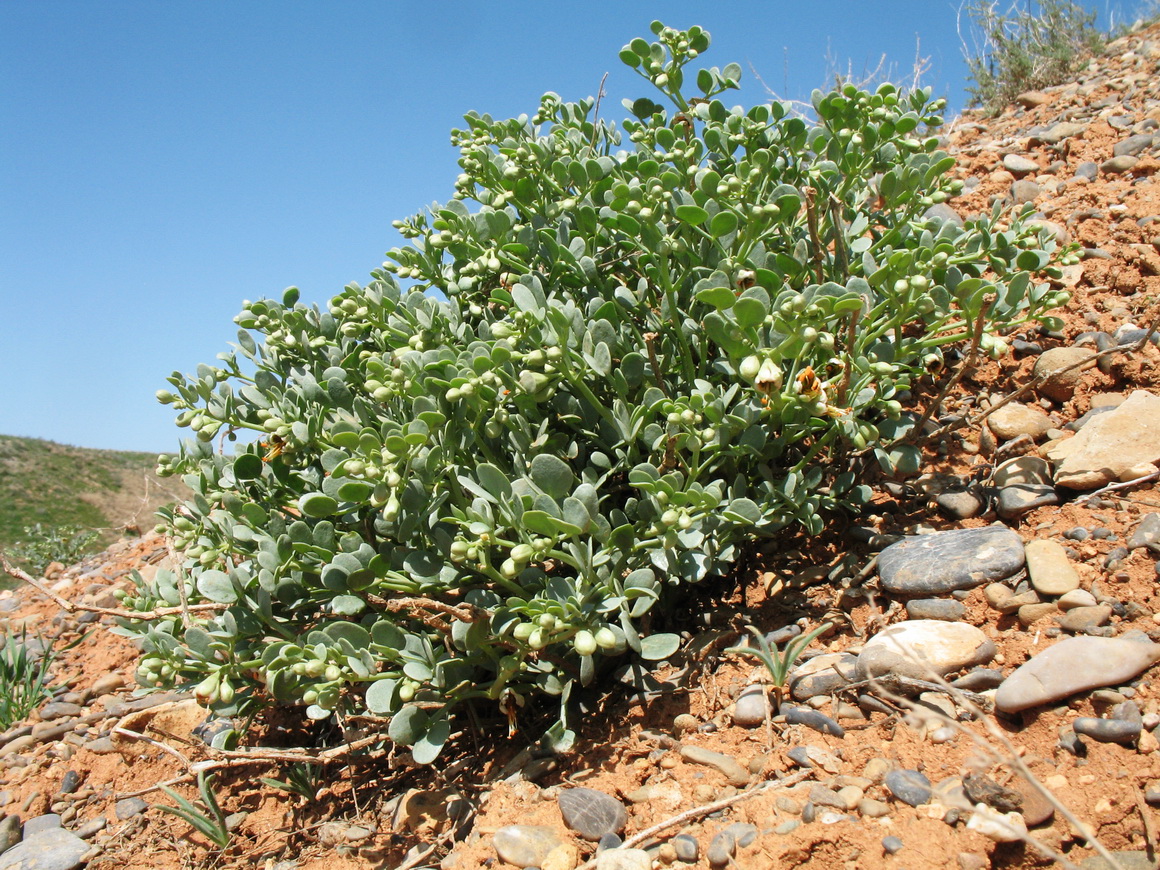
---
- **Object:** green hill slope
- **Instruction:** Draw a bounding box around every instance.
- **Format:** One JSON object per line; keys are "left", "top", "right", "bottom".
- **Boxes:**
{"left": 0, "top": 435, "right": 189, "bottom": 555}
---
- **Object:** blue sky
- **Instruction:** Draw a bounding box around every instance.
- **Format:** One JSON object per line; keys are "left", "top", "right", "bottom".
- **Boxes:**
{"left": 0, "top": 2, "right": 1129, "bottom": 453}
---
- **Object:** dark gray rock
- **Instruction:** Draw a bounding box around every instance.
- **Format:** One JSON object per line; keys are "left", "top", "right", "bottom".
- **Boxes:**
{"left": 1129, "top": 514, "right": 1160, "bottom": 553}
{"left": 936, "top": 489, "right": 987, "bottom": 520}
{"left": 878, "top": 526, "right": 1025, "bottom": 597}
{"left": 951, "top": 668, "right": 1005, "bottom": 691}
{"left": 1073, "top": 717, "right": 1141, "bottom": 744}
{"left": 884, "top": 769, "right": 932, "bottom": 807}
{"left": 0, "top": 816, "right": 19, "bottom": 856}
{"left": 906, "top": 598, "right": 967, "bottom": 621}
{"left": 1102, "top": 155, "right": 1139, "bottom": 174}
{"left": 997, "top": 484, "right": 1060, "bottom": 520}
{"left": 0, "top": 828, "right": 88, "bottom": 870}
{"left": 883, "top": 836, "right": 905, "bottom": 855}
{"left": 707, "top": 830, "right": 737, "bottom": 867}
{"left": 1075, "top": 161, "right": 1099, "bottom": 181}
{"left": 671, "top": 834, "right": 699, "bottom": 862}
{"left": 114, "top": 798, "right": 147, "bottom": 821}
{"left": 783, "top": 707, "right": 844, "bottom": 738}
{"left": 73, "top": 818, "right": 105, "bottom": 840}
{"left": 765, "top": 625, "right": 801, "bottom": 645}
{"left": 57, "top": 772, "right": 79, "bottom": 797}
{"left": 557, "top": 787, "right": 627, "bottom": 841}
{"left": 596, "top": 832, "right": 622, "bottom": 853}
{"left": 1113, "top": 134, "right": 1156, "bottom": 157}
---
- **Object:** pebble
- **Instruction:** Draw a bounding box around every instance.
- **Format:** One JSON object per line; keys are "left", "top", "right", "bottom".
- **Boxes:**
{"left": 997, "top": 484, "right": 1060, "bottom": 519}
{"left": 1073, "top": 717, "right": 1141, "bottom": 744}
{"left": 37, "top": 703, "right": 82, "bottom": 722}
{"left": 1056, "top": 605, "right": 1112, "bottom": 633}
{"left": 1025, "top": 539, "right": 1080, "bottom": 596}
{"left": 57, "top": 772, "right": 79, "bottom": 797}
{"left": 597, "top": 833, "right": 622, "bottom": 853}
{"left": 1011, "top": 179, "right": 1041, "bottom": 204}
{"left": 679, "top": 745, "right": 750, "bottom": 787}
{"left": 1033, "top": 347, "right": 1096, "bottom": 402}
{"left": 1080, "top": 853, "right": 1160, "bottom": 870}
{"left": 557, "top": 788, "right": 626, "bottom": 842}
{"left": 1003, "top": 154, "right": 1039, "bottom": 174}
{"left": 730, "top": 686, "right": 767, "bottom": 728}
{"left": 789, "top": 653, "right": 857, "bottom": 701}
{"left": 1057, "top": 589, "right": 1098, "bottom": 610}
{"left": 595, "top": 849, "right": 651, "bottom": 870}
{"left": 857, "top": 619, "right": 996, "bottom": 681}
{"left": 1076, "top": 161, "right": 1099, "bottom": 181}
{"left": 492, "top": 825, "right": 565, "bottom": 868}
{"left": 783, "top": 706, "right": 844, "bottom": 738}
{"left": 884, "top": 769, "right": 931, "bottom": 807}
{"left": 995, "top": 636, "right": 1160, "bottom": 712}
{"left": 774, "top": 820, "right": 800, "bottom": 835}
{"left": 877, "top": 526, "right": 1025, "bottom": 596}
{"left": 936, "top": 489, "right": 987, "bottom": 520}
{"left": 671, "top": 834, "right": 698, "bottom": 862}
{"left": 952, "top": 668, "right": 1005, "bottom": 691}
{"left": 1129, "top": 514, "right": 1160, "bottom": 552}
{"left": 785, "top": 746, "right": 842, "bottom": 774}
{"left": 0, "top": 827, "right": 88, "bottom": 870}
{"left": 905, "top": 599, "right": 966, "bottom": 621}
{"left": 882, "top": 836, "right": 905, "bottom": 855}
{"left": 0, "top": 816, "right": 18, "bottom": 855}
{"left": 859, "top": 798, "right": 891, "bottom": 818}
{"left": 114, "top": 798, "right": 147, "bottom": 821}
{"left": 73, "top": 817, "right": 105, "bottom": 840}
{"left": 988, "top": 404, "right": 1053, "bottom": 440}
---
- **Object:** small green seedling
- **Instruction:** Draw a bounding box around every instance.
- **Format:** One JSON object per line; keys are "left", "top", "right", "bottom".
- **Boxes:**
{"left": 726, "top": 622, "right": 833, "bottom": 709}
{"left": 155, "top": 771, "right": 231, "bottom": 850}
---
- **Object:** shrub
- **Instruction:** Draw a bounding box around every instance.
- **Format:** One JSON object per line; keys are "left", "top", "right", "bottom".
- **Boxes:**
{"left": 7, "top": 523, "right": 99, "bottom": 577}
{"left": 121, "top": 22, "right": 1072, "bottom": 762}
{"left": 0, "top": 630, "right": 60, "bottom": 730}
{"left": 963, "top": 0, "right": 1105, "bottom": 113}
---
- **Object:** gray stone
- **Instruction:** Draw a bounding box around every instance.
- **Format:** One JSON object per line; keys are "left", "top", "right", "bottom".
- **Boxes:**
{"left": 923, "top": 203, "right": 964, "bottom": 227}
{"left": 857, "top": 620, "right": 996, "bottom": 681}
{"left": 884, "top": 769, "right": 932, "bottom": 807}
{"left": 1102, "top": 155, "right": 1139, "bottom": 174}
{"left": 789, "top": 653, "right": 857, "bottom": 701}
{"left": 783, "top": 706, "right": 844, "bottom": 738}
{"left": 1073, "top": 717, "right": 1141, "bottom": 744}
{"left": 952, "top": 668, "right": 1006, "bottom": 691}
{"left": 997, "top": 484, "right": 1060, "bottom": 519}
{"left": 1129, "top": 513, "right": 1160, "bottom": 552}
{"left": 114, "top": 798, "right": 147, "bottom": 821}
{"left": 73, "top": 817, "right": 105, "bottom": 840}
{"left": 1056, "top": 605, "right": 1112, "bottom": 633}
{"left": 730, "top": 686, "right": 767, "bottom": 728}
{"left": 21, "top": 817, "right": 59, "bottom": 838}
{"left": 1076, "top": 161, "right": 1099, "bottom": 181}
{"left": 1058, "top": 589, "right": 1099, "bottom": 610}
{"left": 1113, "top": 134, "right": 1155, "bottom": 157}
{"left": 774, "top": 820, "right": 800, "bottom": 835}
{"left": 883, "top": 836, "right": 905, "bottom": 854}
{"left": 995, "top": 636, "right": 1160, "bottom": 712}
{"left": 905, "top": 598, "right": 966, "bottom": 621}
{"left": 808, "top": 784, "right": 848, "bottom": 809}
{"left": 597, "top": 832, "right": 622, "bottom": 853}
{"left": 1033, "top": 122, "right": 1086, "bottom": 144}
{"left": 878, "top": 526, "right": 1025, "bottom": 597}
{"left": 557, "top": 788, "right": 626, "bottom": 842}
{"left": 37, "top": 703, "right": 81, "bottom": 722}
{"left": 1046, "top": 391, "right": 1160, "bottom": 489}
{"left": 1113, "top": 324, "right": 1160, "bottom": 347}
{"left": 1033, "top": 347, "right": 1097, "bottom": 402}
{"left": 492, "top": 825, "right": 565, "bottom": 868}
{"left": 1080, "top": 853, "right": 1159, "bottom": 870}
{"left": 671, "top": 834, "right": 699, "bottom": 862}
{"left": 1003, "top": 154, "right": 1039, "bottom": 174}
{"left": 679, "top": 745, "right": 750, "bottom": 786}
{"left": 0, "top": 816, "right": 19, "bottom": 856}
{"left": 0, "top": 828, "right": 88, "bottom": 870}
{"left": 936, "top": 489, "right": 986, "bottom": 520}
{"left": 1025, "top": 539, "right": 1080, "bottom": 596}
{"left": 56, "top": 772, "right": 79, "bottom": 797}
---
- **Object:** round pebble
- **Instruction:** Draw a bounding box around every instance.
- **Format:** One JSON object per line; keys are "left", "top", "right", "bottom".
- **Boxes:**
{"left": 884, "top": 769, "right": 932, "bottom": 807}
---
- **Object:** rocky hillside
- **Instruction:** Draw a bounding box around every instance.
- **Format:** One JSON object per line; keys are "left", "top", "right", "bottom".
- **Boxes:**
{"left": 1, "top": 20, "right": 1160, "bottom": 870}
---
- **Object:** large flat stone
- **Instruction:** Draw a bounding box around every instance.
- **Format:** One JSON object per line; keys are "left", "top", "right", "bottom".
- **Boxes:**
{"left": 995, "top": 636, "right": 1160, "bottom": 713}
{"left": 878, "top": 527, "right": 1025, "bottom": 597}
{"left": 857, "top": 620, "right": 996, "bottom": 681}
{"left": 1046, "top": 391, "right": 1160, "bottom": 489}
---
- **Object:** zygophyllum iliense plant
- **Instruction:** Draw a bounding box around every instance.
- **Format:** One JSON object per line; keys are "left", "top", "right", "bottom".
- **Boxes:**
{"left": 120, "top": 22, "right": 1074, "bottom": 763}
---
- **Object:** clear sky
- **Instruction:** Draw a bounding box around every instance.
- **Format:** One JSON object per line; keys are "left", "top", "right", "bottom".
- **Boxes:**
{"left": 0, "top": 1, "right": 1131, "bottom": 453}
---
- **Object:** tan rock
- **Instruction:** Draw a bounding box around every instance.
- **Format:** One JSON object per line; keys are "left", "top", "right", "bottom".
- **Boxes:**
{"left": 988, "top": 404, "right": 1054, "bottom": 441}
{"left": 1033, "top": 347, "right": 1096, "bottom": 402}
{"left": 1025, "top": 539, "right": 1080, "bottom": 596}
{"left": 1046, "top": 390, "right": 1160, "bottom": 488}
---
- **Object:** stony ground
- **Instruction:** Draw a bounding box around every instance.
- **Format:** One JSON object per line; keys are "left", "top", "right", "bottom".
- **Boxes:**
{"left": 3, "top": 22, "right": 1160, "bottom": 870}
